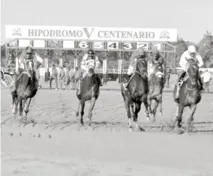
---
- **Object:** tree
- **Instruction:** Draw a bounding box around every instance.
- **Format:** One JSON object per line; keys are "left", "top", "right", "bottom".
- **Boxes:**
{"left": 171, "top": 37, "right": 188, "bottom": 66}
{"left": 197, "top": 31, "right": 213, "bottom": 67}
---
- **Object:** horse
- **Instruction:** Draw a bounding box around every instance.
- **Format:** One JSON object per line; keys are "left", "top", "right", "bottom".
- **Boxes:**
{"left": 11, "top": 59, "right": 38, "bottom": 123}
{"left": 121, "top": 59, "right": 149, "bottom": 132}
{"left": 76, "top": 66, "right": 101, "bottom": 126}
{"left": 173, "top": 59, "right": 202, "bottom": 133}
{"left": 147, "top": 64, "right": 165, "bottom": 122}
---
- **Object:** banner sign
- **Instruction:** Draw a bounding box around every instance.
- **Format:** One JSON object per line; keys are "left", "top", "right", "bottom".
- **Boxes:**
{"left": 5, "top": 25, "right": 177, "bottom": 42}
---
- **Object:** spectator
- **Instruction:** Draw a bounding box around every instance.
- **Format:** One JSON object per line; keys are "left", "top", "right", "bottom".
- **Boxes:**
{"left": 49, "top": 64, "right": 58, "bottom": 90}
{"left": 74, "top": 66, "right": 82, "bottom": 89}
{"left": 201, "top": 69, "right": 212, "bottom": 92}
{"left": 59, "top": 66, "right": 65, "bottom": 90}
{"left": 166, "top": 67, "right": 172, "bottom": 87}
{"left": 69, "top": 67, "right": 76, "bottom": 89}
{"left": 65, "top": 65, "right": 71, "bottom": 90}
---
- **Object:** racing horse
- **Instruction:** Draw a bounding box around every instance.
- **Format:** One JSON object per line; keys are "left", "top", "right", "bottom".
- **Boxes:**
{"left": 121, "top": 59, "right": 149, "bottom": 132}
{"left": 76, "top": 59, "right": 101, "bottom": 126}
{"left": 147, "top": 65, "right": 165, "bottom": 122}
{"left": 173, "top": 59, "right": 202, "bottom": 133}
{"left": 11, "top": 59, "right": 38, "bottom": 123}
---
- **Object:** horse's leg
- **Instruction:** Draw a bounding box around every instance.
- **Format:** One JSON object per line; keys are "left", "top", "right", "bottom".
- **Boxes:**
{"left": 76, "top": 100, "right": 81, "bottom": 117}
{"left": 80, "top": 100, "right": 85, "bottom": 125}
{"left": 23, "top": 98, "right": 32, "bottom": 120}
{"left": 133, "top": 102, "right": 143, "bottom": 131}
{"left": 88, "top": 97, "right": 96, "bottom": 126}
{"left": 142, "top": 94, "right": 149, "bottom": 119}
{"left": 11, "top": 93, "right": 15, "bottom": 109}
{"left": 147, "top": 94, "right": 153, "bottom": 117}
{"left": 176, "top": 104, "right": 184, "bottom": 129}
{"left": 13, "top": 97, "right": 19, "bottom": 119}
{"left": 151, "top": 99, "right": 159, "bottom": 123}
{"left": 124, "top": 100, "right": 132, "bottom": 131}
{"left": 12, "top": 96, "right": 18, "bottom": 114}
{"left": 159, "top": 95, "right": 163, "bottom": 117}
{"left": 19, "top": 99, "right": 23, "bottom": 117}
{"left": 187, "top": 104, "right": 197, "bottom": 133}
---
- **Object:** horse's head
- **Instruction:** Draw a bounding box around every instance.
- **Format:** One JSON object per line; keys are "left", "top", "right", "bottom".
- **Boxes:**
{"left": 153, "top": 65, "right": 164, "bottom": 88}
{"left": 87, "top": 59, "right": 95, "bottom": 77}
{"left": 136, "top": 59, "right": 147, "bottom": 75}
{"left": 25, "top": 59, "right": 35, "bottom": 78}
{"left": 187, "top": 58, "right": 199, "bottom": 80}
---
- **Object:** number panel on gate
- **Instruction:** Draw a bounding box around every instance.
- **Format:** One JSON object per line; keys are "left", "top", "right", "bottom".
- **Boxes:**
{"left": 136, "top": 42, "right": 149, "bottom": 51}
{"left": 93, "top": 42, "right": 105, "bottom": 50}
{"left": 107, "top": 42, "right": 119, "bottom": 50}
{"left": 76, "top": 41, "right": 90, "bottom": 49}
{"left": 121, "top": 42, "right": 136, "bottom": 50}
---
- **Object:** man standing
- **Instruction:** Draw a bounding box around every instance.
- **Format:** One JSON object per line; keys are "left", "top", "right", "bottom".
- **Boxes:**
{"left": 201, "top": 69, "right": 212, "bottom": 92}
{"left": 59, "top": 66, "right": 65, "bottom": 90}
{"left": 50, "top": 64, "right": 58, "bottom": 90}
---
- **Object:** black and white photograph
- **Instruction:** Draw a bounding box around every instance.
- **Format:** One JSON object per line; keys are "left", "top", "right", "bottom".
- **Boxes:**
{"left": 1, "top": 0, "right": 213, "bottom": 175}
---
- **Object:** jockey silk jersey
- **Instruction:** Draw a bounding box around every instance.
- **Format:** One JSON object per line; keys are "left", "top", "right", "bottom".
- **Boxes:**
{"left": 127, "top": 52, "right": 147, "bottom": 75}
{"left": 17, "top": 52, "right": 43, "bottom": 72}
{"left": 179, "top": 51, "right": 204, "bottom": 71}
{"left": 147, "top": 55, "right": 165, "bottom": 78}
{"left": 81, "top": 53, "right": 100, "bottom": 73}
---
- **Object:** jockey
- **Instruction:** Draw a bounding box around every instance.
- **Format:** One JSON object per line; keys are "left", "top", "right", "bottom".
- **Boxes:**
{"left": 77, "top": 49, "right": 102, "bottom": 94}
{"left": 123, "top": 47, "right": 148, "bottom": 89}
{"left": 176, "top": 45, "right": 204, "bottom": 90}
{"left": 11, "top": 45, "right": 43, "bottom": 93}
{"left": 0, "top": 67, "right": 8, "bottom": 87}
{"left": 147, "top": 47, "right": 166, "bottom": 83}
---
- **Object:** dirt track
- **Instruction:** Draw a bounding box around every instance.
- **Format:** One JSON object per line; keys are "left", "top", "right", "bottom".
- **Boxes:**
{"left": 1, "top": 88, "right": 213, "bottom": 176}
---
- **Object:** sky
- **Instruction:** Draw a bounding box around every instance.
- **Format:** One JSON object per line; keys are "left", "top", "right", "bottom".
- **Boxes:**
{"left": 1, "top": 0, "right": 213, "bottom": 44}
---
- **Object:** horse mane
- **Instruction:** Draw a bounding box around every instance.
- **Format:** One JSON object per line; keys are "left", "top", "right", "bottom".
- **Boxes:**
{"left": 136, "top": 59, "right": 147, "bottom": 75}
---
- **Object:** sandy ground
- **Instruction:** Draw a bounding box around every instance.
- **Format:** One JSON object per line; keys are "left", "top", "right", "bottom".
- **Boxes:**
{"left": 1, "top": 88, "right": 213, "bottom": 176}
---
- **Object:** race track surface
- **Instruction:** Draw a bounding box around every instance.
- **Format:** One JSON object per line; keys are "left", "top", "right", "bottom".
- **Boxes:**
{"left": 1, "top": 88, "right": 213, "bottom": 176}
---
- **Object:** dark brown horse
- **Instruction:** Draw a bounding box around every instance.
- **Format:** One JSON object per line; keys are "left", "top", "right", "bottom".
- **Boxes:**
{"left": 11, "top": 60, "right": 38, "bottom": 123}
{"left": 147, "top": 65, "right": 165, "bottom": 122}
{"left": 76, "top": 67, "right": 101, "bottom": 126}
{"left": 173, "top": 59, "right": 202, "bottom": 133}
{"left": 121, "top": 59, "right": 149, "bottom": 132}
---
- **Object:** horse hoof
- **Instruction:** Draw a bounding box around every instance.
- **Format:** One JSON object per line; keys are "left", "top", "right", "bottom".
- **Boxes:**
{"left": 23, "top": 112, "right": 28, "bottom": 117}
{"left": 20, "top": 117, "right": 27, "bottom": 124}
{"left": 12, "top": 108, "right": 17, "bottom": 114}
{"left": 76, "top": 112, "right": 79, "bottom": 117}
{"left": 145, "top": 117, "right": 150, "bottom": 121}
{"left": 128, "top": 127, "right": 133, "bottom": 132}
{"left": 137, "top": 126, "right": 145, "bottom": 132}
{"left": 176, "top": 128, "right": 184, "bottom": 135}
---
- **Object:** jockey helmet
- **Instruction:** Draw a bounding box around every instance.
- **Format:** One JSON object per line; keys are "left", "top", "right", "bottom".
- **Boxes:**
{"left": 137, "top": 47, "right": 146, "bottom": 57}
{"left": 151, "top": 47, "right": 160, "bottom": 59}
{"left": 87, "top": 49, "right": 95, "bottom": 55}
{"left": 25, "top": 45, "right": 34, "bottom": 59}
{"left": 188, "top": 45, "right": 196, "bottom": 54}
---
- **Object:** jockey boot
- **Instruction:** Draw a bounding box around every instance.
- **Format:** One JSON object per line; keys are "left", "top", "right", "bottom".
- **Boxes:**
{"left": 10, "top": 74, "right": 18, "bottom": 94}
{"left": 77, "top": 79, "right": 81, "bottom": 95}
{"left": 96, "top": 74, "right": 103, "bottom": 86}
{"left": 1, "top": 79, "right": 8, "bottom": 87}
{"left": 198, "top": 74, "right": 204, "bottom": 91}
{"left": 123, "top": 74, "right": 132, "bottom": 90}
{"left": 175, "top": 71, "right": 186, "bottom": 100}
{"left": 177, "top": 71, "right": 186, "bottom": 85}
